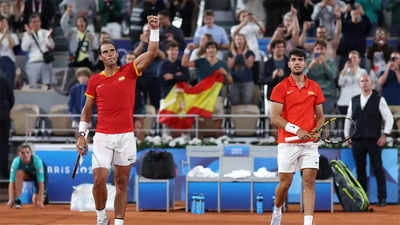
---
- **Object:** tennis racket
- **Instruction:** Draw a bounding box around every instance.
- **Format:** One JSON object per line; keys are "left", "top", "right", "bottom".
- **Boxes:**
{"left": 285, "top": 117, "right": 357, "bottom": 144}
{"left": 72, "top": 144, "right": 86, "bottom": 179}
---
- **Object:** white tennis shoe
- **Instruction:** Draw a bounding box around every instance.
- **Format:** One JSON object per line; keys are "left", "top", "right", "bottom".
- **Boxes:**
{"left": 97, "top": 215, "right": 110, "bottom": 225}
{"left": 269, "top": 213, "right": 282, "bottom": 225}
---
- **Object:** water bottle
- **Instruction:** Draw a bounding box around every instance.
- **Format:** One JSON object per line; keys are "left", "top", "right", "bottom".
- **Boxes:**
{"left": 199, "top": 194, "right": 205, "bottom": 214}
{"left": 191, "top": 194, "right": 198, "bottom": 214}
{"left": 256, "top": 193, "right": 264, "bottom": 214}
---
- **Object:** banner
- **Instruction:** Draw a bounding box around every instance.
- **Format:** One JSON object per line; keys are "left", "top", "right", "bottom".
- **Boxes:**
{"left": 159, "top": 70, "right": 224, "bottom": 129}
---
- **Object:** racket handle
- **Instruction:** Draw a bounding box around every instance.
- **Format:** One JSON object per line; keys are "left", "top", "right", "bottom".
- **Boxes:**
{"left": 285, "top": 136, "right": 300, "bottom": 142}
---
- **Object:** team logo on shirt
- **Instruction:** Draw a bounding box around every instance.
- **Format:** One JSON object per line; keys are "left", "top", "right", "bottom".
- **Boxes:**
{"left": 308, "top": 91, "right": 315, "bottom": 95}
{"left": 119, "top": 76, "right": 125, "bottom": 81}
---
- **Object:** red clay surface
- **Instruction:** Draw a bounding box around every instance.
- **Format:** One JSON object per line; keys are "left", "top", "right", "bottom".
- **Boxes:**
{"left": 0, "top": 203, "right": 398, "bottom": 225}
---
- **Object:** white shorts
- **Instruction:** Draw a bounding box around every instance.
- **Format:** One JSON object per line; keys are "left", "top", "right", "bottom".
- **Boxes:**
{"left": 277, "top": 142, "right": 320, "bottom": 173}
{"left": 92, "top": 132, "right": 137, "bottom": 169}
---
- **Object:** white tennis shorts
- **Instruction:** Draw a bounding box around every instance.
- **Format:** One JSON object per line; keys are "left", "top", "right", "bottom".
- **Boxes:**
{"left": 277, "top": 142, "right": 320, "bottom": 173}
{"left": 92, "top": 132, "right": 137, "bottom": 169}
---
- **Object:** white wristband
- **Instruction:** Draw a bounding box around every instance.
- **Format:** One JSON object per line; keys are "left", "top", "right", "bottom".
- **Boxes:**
{"left": 149, "top": 29, "right": 159, "bottom": 42}
{"left": 78, "top": 121, "right": 89, "bottom": 133}
{"left": 285, "top": 122, "right": 300, "bottom": 135}
{"left": 184, "top": 48, "right": 191, "bottom": 55}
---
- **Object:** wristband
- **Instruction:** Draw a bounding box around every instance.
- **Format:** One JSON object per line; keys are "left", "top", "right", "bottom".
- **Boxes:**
{"left": 184, "top": 48, "right": 191, "bottom": 55}
{"left": 149, "top": 29, "right": 159, "bottom": 42}
{"left": 285, "top": 122, "right": 300, "bottom": 135}
{"left": 78, "top": 121, "right": 89, "bottom": 133}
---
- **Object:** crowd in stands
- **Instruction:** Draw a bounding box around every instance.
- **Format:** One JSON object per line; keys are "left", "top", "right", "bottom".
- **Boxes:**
{"left": 1, "top": 0, "right": 400, "bottom": 140}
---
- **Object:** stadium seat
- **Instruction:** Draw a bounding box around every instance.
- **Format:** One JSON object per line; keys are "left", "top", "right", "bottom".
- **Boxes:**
{"left": 49, "top": 104, "right": 73, "bottom": 136}
{"left": 10, "top": 104, "right": 40, "bottom": 136}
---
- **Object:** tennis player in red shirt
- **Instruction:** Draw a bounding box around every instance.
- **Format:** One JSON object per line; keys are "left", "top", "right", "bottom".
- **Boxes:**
{"left": 269, "top": 48, "right": 325, "bottom": 225}
{"left": 75, "top": 16, "right": 159, "bottom": 225}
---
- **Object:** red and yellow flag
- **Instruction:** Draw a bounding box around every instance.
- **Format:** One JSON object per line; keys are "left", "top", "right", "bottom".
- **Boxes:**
{"left": 159, "top": 70, "right": 225, "bottom": 129}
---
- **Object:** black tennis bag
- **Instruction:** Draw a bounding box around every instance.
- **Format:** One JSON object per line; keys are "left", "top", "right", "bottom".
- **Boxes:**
{"left": 136, "top": 150, "right": 176, "bottom": 179}
{"left": 330, "top": 160, "right": 369, "bottom": 211}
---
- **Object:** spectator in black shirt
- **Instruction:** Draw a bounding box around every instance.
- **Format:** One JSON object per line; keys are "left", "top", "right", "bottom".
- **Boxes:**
{"left": 158, "top": 9, "right": 185, "bottom": 51}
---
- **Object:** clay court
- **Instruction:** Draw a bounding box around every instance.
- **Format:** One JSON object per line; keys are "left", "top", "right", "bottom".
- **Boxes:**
{"left": 1, "top": 203, "right": 398, "bottom": 225}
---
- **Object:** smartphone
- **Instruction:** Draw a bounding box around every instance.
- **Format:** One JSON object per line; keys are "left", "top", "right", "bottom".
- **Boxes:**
{"left": 314, "top": 53, "right": 320, "bottom": 59}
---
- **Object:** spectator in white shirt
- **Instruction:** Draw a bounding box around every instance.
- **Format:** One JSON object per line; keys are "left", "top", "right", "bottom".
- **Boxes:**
{"left": 0, "top": 16, "right": 19, "bottom": 88}
{"left": 21, "top": 13, "right": 54, "bottom": 89}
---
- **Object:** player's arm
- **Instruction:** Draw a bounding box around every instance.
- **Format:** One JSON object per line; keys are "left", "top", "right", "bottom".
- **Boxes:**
{"left": 270, "top": 101, "right": 309, "bottom": 139}
{"left": 7, "top": 159, "right": 19, "bottom": 207}
{"left": 312, "top": 104, "right": 325, "bottom": 134}
{"left": 76, "top": 97, "right": 95, "bottom": 153}
{"left": 34, "top": 158, "right": 45, "bottom": 207}
{"left": 135, "top": 16, "right": 159, "bottom": 74}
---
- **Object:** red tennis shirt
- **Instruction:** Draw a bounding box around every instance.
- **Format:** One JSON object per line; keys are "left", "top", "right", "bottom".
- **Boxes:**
{"left": 270, "top": 75, "right": 325, "bottom": 143}
{"left": 85, "top": 62, "right": 142, "bottom": 134}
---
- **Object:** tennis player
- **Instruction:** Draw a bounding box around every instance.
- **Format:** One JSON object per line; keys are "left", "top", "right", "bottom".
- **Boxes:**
{"left": 269, "top": 48, "right": 325, "bottom": 225}
{"left": 75, "top": 16, "right": 159, "bottom": 225}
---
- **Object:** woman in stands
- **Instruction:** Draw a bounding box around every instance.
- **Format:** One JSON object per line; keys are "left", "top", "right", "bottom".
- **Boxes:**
{"left": 7, "top": 144, "right": 48, "bottom": 209}
{"left": 189, "top": 33, "right": 223, "bottom": 61}
{"left": 227, "top": 33, "right": 255, "bottom": 105}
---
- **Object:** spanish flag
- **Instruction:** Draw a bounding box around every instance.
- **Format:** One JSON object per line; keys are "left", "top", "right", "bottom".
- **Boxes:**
{"left": 159, "top": 70, "right": 225, "bottom": 129}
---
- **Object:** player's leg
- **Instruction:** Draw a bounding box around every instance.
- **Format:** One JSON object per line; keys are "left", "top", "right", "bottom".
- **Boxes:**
{"left": 112, "top": 132, "right": 137, "bottom": 225}
{"left": 12, "top": 170, "right": 29, "bottom": 208}
{"left": 92, "top": 133, "right": 114, "bottom": 225}
{"left": 299, "top": 143, "right": 319, "bottom": 225}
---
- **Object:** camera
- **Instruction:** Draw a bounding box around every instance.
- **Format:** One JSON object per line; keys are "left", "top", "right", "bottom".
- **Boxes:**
{"left": 391, "top": 56, "right": 396, "bottom": 62}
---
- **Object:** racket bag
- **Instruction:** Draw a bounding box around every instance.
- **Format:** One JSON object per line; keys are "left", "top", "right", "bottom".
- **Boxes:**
{"left": 330, "top": 160, "right": 369, "bottom": 211}
{"left": 136, "top": 150, "right": 176, "bottom": 179}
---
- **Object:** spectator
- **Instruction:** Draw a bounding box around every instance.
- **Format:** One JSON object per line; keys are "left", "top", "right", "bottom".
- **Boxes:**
{"left": 99, "top": 0, "right": 123, "bottom": 39}
{"left": 0, "top": 0, "right": 23, "bottom": 32}
{"left": 0, "top": 16, "right": 19, "bottom": 88}
{"left": 337, "top": 7, "right": 371, "bottom": 69}
{"left": 182, "top": 41, "right": 233, "bottom": 137}
{"left": 61, "top": 5, "right": 98, "bottom": 70}
{"left": 169, "top": 0, "right": 196, "bottom": 37}
{"left": 355, "top": 0, "right": 382, "bottom": 34}
{"left": 59, "top": 0, "right": 97, "bottom": 33}
{"left": 231, "top": 9, "right": 265, "bottom": 83}
{"left": 386, "top": 0, "right": 400, "bottom": 37}
{"left": 193, "top": 10, "right": 230, "bottom": 50}
{"left": 267, "top": 5, "right": 300, "bottom": 55}
{"left": 311, "top": 0, "right": 346, "bottom": 39}
{"left": 22, "top": 0, "right": 56, "bottom": 30}
{"left": 125, "top": 51, "right": 145, "bottom": 142}
{"left": 227, "top": 33, "right": 255, "bottom": 105}
{"left": 0, "top": 75, "right": 13, "bottom": 179}
{"left": 366, "top": 28, "right": 393, "bottom": 76}
{"left": 68, "top": 67, "right": 93, "bottom": 129}
{"left": 260, "top": 39, "right": 290, "bottom": 100}
{"left": 337, "top": 50, "right": 368, "bottom": 115}
{"left": 158, "top": 9, "right": 185, "bottom": 51}
{"left": 140, "top": 0, "right": 167, "bottom": 26}
{"left": 378, "top": 51, "right": 400, "bottom": 131}
{"left": 7, "top": 144, "right": 48, "bottom": 209}
{"left": 189, "top": 33, "right": 223, "bottom": 61}
{"left": 306, "top": 40, "right": 338, "bottom": 114}
{"left": 262, "top": 0, "right": 291, "bottom": 36}
{"left": 159, "top": 41, "right": 189, "bottom": 99}
{"left": 300, "top": 7, "right": 342, "bottom": 60}
{"left": 132, "top": 23, "right": 165, "bottom": 110}
{"left": 21, "top": 13, "right": 54, "bottom": 89}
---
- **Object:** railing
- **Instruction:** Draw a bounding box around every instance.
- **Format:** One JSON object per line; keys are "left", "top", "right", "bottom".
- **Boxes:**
{"left": 10, "top": 113, "right": 400, "bottom": 145}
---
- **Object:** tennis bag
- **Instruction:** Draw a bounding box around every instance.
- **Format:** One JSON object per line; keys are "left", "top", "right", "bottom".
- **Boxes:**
{"left": 136, "top": 150, "right": 176, "bottom": 179}
{"left": 330, "top": 160, "right": 369, "bottom": 211}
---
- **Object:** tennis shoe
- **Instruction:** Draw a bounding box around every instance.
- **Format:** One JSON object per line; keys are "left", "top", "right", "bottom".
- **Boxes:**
{"left": 269, "top": 213, "right": 282, "bottom": 225}
{"left": 14, "top": 199, "right": 22, "bottom": 209}
{"left": 97, "top": 215, "right": 110, "bottom": 225}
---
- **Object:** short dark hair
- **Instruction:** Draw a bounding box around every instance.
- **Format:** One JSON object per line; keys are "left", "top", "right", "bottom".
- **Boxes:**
{"left": 289, "top": 48, "right": 306, "bottom": 59}
{"left": 18, "top": 144, "right": 32, "bottom": 153}
{"left": 76, "top": 16, "right": 88, "bottom": 26}
{"left": 166, "top": 41, "right": 179, "bottom": 50}
{"left": 205, "top": 41, "right": 218, "bottom": 49}
{"left": 204, "top": 10, "right": 214, "bottom": 17}
{"left": 314, "top": 39, "right": 327, "bottom": 48}
{"left": 29, "top": 13, "right": 41, "bottom": 23}
{"left": 158, "top": 9, "right": 170, "bottom": 17}
{"left": 99, "top": 39, "right": 117, "bottom": 55}
{"left": 271, "top": 39, "right": 286, "bottom": 49}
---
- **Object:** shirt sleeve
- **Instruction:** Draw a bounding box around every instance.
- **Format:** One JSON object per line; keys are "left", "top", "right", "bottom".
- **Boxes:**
{"left": 315, "top": 84, "right": 325, "bottom": 105}
{"left": 85, "top": 76, "right": 96, "bottom": 99}
{"left": 9, "top": 157, "right": 20, "bottom": 183}
{"left": 379, "top": 97, "right": 394, "bottom": 135}
{"left": 270, "top": 83, "right": 285, "bottom": 103}
{"left": 33, "top": 156, "right": 45, "bottom": 183}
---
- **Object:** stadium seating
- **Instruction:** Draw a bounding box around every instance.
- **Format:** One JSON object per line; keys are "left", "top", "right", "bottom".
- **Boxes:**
{"left": 10, "top": 104, "right": 40, "bottom": 136}
{"left": 48, "top": 104, "right": 73, "bottom": 136}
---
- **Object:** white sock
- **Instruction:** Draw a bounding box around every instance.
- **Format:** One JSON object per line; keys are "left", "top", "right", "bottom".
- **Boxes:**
{"left": 273, "top": 206, "right": 282, "bottom": 216}
{"left": 96, "top": 208, "right": 107, "bottom": 219}
{"left": 114, "top": 218, "right": 124, "bottom": 225}
{"left": 304, "top": 215, "right": 313, "bottom": 225}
